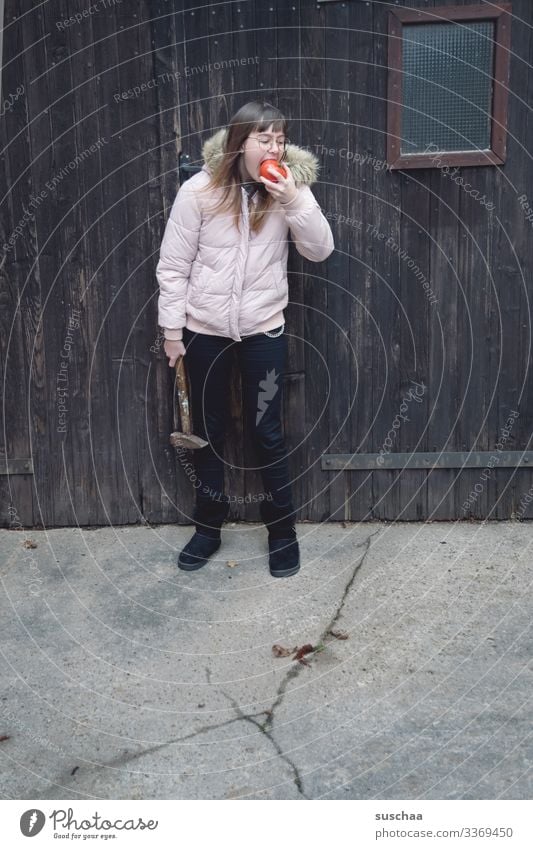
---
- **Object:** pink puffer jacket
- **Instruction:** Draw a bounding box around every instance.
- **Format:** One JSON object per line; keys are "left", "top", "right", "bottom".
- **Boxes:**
{"left": 156, "top": 128, "right": 334, "bottom": 341}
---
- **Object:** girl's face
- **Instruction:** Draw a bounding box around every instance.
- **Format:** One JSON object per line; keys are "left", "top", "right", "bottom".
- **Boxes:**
{"left": 240, "top": 123, "right": 287, "bottom": 181}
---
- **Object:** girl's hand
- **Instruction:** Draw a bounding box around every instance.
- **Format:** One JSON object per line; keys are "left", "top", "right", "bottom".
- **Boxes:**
{"left": 260, "top": 162, "right": 298, "bottom": 205}
{"left": 164, "top": 339, "right": 186, "bottom": 367}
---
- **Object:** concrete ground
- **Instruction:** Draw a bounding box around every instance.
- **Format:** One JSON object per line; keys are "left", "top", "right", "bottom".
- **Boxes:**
{"left": 0, "top": 520, "right": 531, "bottom": 800}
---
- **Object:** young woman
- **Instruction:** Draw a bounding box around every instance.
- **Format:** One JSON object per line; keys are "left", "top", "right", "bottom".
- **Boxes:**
{"left": 157, "top": 101, "right": 334, "bottom": 577}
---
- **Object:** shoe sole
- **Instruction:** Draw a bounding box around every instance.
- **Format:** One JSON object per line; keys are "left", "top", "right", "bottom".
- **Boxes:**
{"left": 270, "top": 560, "right": 300, "bottom": 578}
{"left": 178, "top": 558, "right": 209, "bottom": 571}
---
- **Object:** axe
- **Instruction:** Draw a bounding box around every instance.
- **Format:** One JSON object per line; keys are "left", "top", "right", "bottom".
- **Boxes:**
{"left": 170, "top": 355, "right": 208, "bottom": 450}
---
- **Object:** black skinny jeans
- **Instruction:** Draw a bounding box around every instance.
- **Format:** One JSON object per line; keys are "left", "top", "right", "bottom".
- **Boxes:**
{"left": 181, "top": 325, "right": 297, "bottom": 539}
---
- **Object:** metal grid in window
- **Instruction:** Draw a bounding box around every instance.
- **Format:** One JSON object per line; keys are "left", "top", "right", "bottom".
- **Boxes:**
{"left": 401, "top": 21, "right": 494, "bottom": 155}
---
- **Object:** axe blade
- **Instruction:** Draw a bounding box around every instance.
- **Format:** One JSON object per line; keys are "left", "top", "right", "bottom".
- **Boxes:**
{"left": 170, "top": 431, "right": 208, "bottom": 450}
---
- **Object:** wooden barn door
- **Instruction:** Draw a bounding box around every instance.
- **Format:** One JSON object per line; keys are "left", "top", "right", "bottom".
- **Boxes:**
{"left": 179, "top": 0, "right": 533, "bottom": 524}
{"left": 1, "top": 0, "right": 190, "bottom": 527}
{"left": 3, "top": 0, "right": 532, "bottom": 526}
{"left": 315, "top": 0, "right": 533, "bottom": 522}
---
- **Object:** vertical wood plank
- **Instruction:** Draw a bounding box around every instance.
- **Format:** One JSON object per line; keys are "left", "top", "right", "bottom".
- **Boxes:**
{"left": 371, "top": 0, "right": 403, "bottom": 521}
{"left": 0, "top": 3, "right": 34, "bottom": 525}
{"left": 347, "top": 0, "right": 379, "bottom": 522}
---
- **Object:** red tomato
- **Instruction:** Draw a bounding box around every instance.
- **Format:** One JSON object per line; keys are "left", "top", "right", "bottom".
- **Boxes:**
{"left": 259, "top": 159, "right": 287, "bottom": 183}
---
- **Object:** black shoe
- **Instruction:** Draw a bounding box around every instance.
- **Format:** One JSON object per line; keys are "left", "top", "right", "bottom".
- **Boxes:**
{"left": 178, "top": 531, "right": 221, "bottom": 571}
{"left": 268, "top": 536, "right": 300, "bottom": 578}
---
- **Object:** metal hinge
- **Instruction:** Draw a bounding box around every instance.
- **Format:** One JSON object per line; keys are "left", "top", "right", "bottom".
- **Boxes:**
{"left": 322, "top": 451, "right": 533, "bottom": 471}
{"left": 178, "top": 152, "right": 203, "bottom": 184}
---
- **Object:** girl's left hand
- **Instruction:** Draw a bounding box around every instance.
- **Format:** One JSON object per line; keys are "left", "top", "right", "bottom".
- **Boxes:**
{"left": 260, "top": 162, "right": 298, "bottom": 204}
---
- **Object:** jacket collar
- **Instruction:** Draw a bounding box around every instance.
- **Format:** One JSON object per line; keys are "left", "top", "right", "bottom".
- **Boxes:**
{"left": 200, "top": 128, "right": 320, "bottom": 186}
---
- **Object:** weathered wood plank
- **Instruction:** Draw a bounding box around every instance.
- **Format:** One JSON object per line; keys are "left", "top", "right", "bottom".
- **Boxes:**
{"left": 346, "top": 1, "right": 376, "bottom": 522}
{"left": 371, "top": 1, "right": 403, "bottom": 521}
{"left": 298, "top": 1, "right": 330, "bottom": 523}
{"left": 0, "top": 3, "right": 34, "bottom": 526}
{"left": 323, "top": 0, "right": 352, "bottom": 522}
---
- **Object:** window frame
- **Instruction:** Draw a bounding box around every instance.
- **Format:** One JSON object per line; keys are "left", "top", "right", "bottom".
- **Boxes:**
{"left": 387, "top": 3, "right": 512, "bottom": 170}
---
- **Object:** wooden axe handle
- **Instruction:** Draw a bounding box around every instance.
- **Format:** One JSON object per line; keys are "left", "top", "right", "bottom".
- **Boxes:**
{"left": 174, "top": 356, "right": 191, "bottom": 435}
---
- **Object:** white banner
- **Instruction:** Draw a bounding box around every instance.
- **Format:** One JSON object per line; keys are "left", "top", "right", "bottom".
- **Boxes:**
{"left": 1, "top": 799, "right": 531, "bottom": 847}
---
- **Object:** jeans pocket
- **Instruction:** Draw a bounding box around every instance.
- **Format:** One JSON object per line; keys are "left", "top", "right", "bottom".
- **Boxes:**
{"left": 263, "top": 323, "right": 285, "bottom": 338}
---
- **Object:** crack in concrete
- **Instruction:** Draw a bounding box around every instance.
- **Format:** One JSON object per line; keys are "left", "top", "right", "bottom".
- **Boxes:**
{"left": 217, "top": 528, "right": 382, "bottom": 799}
{"left": 266, "top": 528, "right": 381, "bottom": 723}
{"left": 320, "top": 528, "right": 382, "bottom": 641}
{"left": 29, "top": 530, "right": 380, "bottom": 798}
{"left": 30, "top": 712, "right": 260, "bottom": 796}
{"left": 222, "top": 692, "right": 308, "bottom": 799}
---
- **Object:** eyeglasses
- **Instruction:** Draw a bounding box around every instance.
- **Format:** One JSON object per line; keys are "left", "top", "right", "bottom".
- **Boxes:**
{"left": 248, "top": 135, "right": 289, "bottom": 151}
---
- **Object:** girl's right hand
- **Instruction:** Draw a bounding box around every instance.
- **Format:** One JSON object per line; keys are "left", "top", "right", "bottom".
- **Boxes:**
{"left": 164, "top": 339, "right": 186, "bottom": 367}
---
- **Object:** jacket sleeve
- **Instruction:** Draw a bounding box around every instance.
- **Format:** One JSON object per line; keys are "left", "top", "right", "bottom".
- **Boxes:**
{"left": 280, "top": 185, "right": 334, "bottom": 262}
{"left": 156, "top": 178, "right": 201, "bottom": 334}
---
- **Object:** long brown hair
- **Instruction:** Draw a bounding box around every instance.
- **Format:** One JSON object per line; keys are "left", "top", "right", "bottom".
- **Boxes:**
{"left": 202, "top": 101, "right": 288, "bottom": 235}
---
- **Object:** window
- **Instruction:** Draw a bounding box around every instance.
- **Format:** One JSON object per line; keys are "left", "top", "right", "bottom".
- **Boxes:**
{"left": 387, "top": 3, "right": 512, "bottom": 169}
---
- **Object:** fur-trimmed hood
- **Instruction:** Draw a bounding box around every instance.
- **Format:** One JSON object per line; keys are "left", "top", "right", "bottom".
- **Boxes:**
{"left": 201, "top": 128, "right": 320, "bottom": 186}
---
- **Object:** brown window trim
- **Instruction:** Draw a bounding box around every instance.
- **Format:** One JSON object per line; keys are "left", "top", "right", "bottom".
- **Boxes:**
{"left": 387, "top": 3, "right": 512, "bottom": 170}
